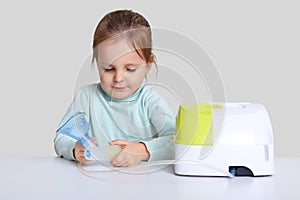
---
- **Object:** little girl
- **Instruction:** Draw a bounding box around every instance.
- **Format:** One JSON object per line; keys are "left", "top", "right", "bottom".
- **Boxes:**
{"left": 54, "top": 9, "right": 175, "bottom": 167}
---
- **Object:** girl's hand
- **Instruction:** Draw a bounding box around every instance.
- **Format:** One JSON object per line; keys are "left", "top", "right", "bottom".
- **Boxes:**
{"left": 73, "top": 137, "right": 98, "bottom": 162}
{"left": 109, "top": 140, "right": 150, "bottom": 167}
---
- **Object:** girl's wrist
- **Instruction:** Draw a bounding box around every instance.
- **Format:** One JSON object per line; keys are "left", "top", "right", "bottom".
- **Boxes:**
{"left": 139, "top": 142, "right": 150, "bottom": 161}
{"left": 72, "top": 148, "right": 77, "bottom": 160}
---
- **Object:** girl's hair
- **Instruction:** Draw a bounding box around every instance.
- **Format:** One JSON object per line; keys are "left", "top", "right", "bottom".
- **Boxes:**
{"left": 92, "top": 9, "right": 156, "bottom": 65}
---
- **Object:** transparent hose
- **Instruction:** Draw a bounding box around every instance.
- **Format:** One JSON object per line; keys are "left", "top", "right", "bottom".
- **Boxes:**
{"left": 78, "top": 158, "right": 234, "bottom": 178}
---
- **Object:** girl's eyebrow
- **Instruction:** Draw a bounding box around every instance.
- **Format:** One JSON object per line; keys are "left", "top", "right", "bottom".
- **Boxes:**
{"left": 100, "top": 62, "right": 144, "bottom": 68}
{"left": 123, "top": 63, "right": 143, "bottom": 67}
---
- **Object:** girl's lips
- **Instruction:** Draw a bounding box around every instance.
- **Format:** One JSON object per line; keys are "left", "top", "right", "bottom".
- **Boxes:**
{"left": 113, "top": 86, "right": 126, "bottom": 90}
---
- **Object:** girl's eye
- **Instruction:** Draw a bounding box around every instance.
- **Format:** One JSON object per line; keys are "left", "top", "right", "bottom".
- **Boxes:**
{"left": 127, "top": 68, "right": 136, "bottom": 72}
{"left": 104, "top": 68, "right": 113, "bottom": 72}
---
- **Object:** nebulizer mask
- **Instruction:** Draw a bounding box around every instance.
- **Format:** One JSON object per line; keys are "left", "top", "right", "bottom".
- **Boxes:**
{"left": 56, "top": 112, "right": 120, "bottom": 162}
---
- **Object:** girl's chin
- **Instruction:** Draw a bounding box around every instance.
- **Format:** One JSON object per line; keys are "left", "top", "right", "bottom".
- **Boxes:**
{"left": 111, "top": 94, "right": 131, "bottom": 99}
{"left": 110, "top": 91, "right": 132, "bottom": 99}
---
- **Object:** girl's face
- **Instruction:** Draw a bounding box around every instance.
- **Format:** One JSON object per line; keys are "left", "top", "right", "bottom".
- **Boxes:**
{"left": 97, "top": 38, "right": 151, "bottom": 99}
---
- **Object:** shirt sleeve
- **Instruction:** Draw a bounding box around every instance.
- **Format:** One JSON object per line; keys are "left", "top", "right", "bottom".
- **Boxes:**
{"left": 53, "top": 87, "right": 90, "bottom": 161}
{"left": 141, "top": 92, "right": 176, "bottom": 161}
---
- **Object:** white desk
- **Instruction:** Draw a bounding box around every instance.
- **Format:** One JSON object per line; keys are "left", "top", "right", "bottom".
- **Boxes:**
{"left": 0, "top": 157, "right": 299, "bottom": 200}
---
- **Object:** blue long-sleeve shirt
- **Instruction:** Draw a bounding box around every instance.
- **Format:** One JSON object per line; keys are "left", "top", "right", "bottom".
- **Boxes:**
{"left": 54, "top": 82, "right": 175, "bottom": 161}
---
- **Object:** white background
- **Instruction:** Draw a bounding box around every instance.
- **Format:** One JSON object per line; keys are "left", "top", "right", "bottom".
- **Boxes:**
{"left": 0, "top": 0, "right": 299, "bottom": 157}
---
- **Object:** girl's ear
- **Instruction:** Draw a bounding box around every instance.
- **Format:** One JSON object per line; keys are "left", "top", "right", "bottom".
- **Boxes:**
{"left": 146, "top": 53, "right": 155, "bottom": 73}
{"left": 149, "top": 53, "right": 155, "bottom": 63}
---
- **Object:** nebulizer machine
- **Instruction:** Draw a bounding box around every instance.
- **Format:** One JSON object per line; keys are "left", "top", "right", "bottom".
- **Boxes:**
{"left": 174, "top": 102, "right": 274, "bottom": 177}
{"left": 56, "top": 102, "right": 274, "bottom": 177}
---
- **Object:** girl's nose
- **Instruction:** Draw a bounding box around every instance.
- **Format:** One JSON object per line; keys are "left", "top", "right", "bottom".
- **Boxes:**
{"left": 114, "top": 69, "right": 125, "bottom": 82}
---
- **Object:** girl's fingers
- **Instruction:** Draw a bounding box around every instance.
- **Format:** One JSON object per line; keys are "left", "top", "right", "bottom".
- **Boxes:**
{"left": 110, "top": 151, "right": 125, "bottom": 167}
{"left": 109, "top": 140, "right": 129, "bottom": 146}
{"left": 92, "top": 137, "right": 98, "bottom": 145}
{"left": 109, "top": 140, "right": 129, "bottom": 149}
{"left": 74, "top": 141, "right": 90, "bottom": 162}
{"left": 79, "top": 156, "right": 90, "bottom": 162}
{"left": 79, "top": 149, "right": 85, "bottom": 153}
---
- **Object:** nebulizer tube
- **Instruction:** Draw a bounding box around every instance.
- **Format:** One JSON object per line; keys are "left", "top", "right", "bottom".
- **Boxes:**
{"left": 56, "top": 112, "right": 96, "bottom": 160}
{"left": 78, "top": 159, "right": 234, "bottom": 178}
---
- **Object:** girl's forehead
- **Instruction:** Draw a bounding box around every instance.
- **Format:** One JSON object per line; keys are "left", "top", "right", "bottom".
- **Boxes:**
{"left": 101, "top": 52, "right": 146, "bottom": 67}
{"left": 97, "top": 42, "right": 145, "bottom": 66}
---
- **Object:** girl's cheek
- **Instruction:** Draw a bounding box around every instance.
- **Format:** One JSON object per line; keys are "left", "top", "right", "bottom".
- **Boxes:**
{"left": 101, "top": 73, "right": 112, "bottom": 81}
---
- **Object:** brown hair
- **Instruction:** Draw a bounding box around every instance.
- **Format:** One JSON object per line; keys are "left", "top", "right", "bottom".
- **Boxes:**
{"left": 92, "top": 10, "right": 156, "bottom": 65}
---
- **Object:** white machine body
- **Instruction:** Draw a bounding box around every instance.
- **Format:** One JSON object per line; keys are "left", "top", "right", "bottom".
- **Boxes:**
{"left": 174, "top": 103, "right": 274, "bottom": 176}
